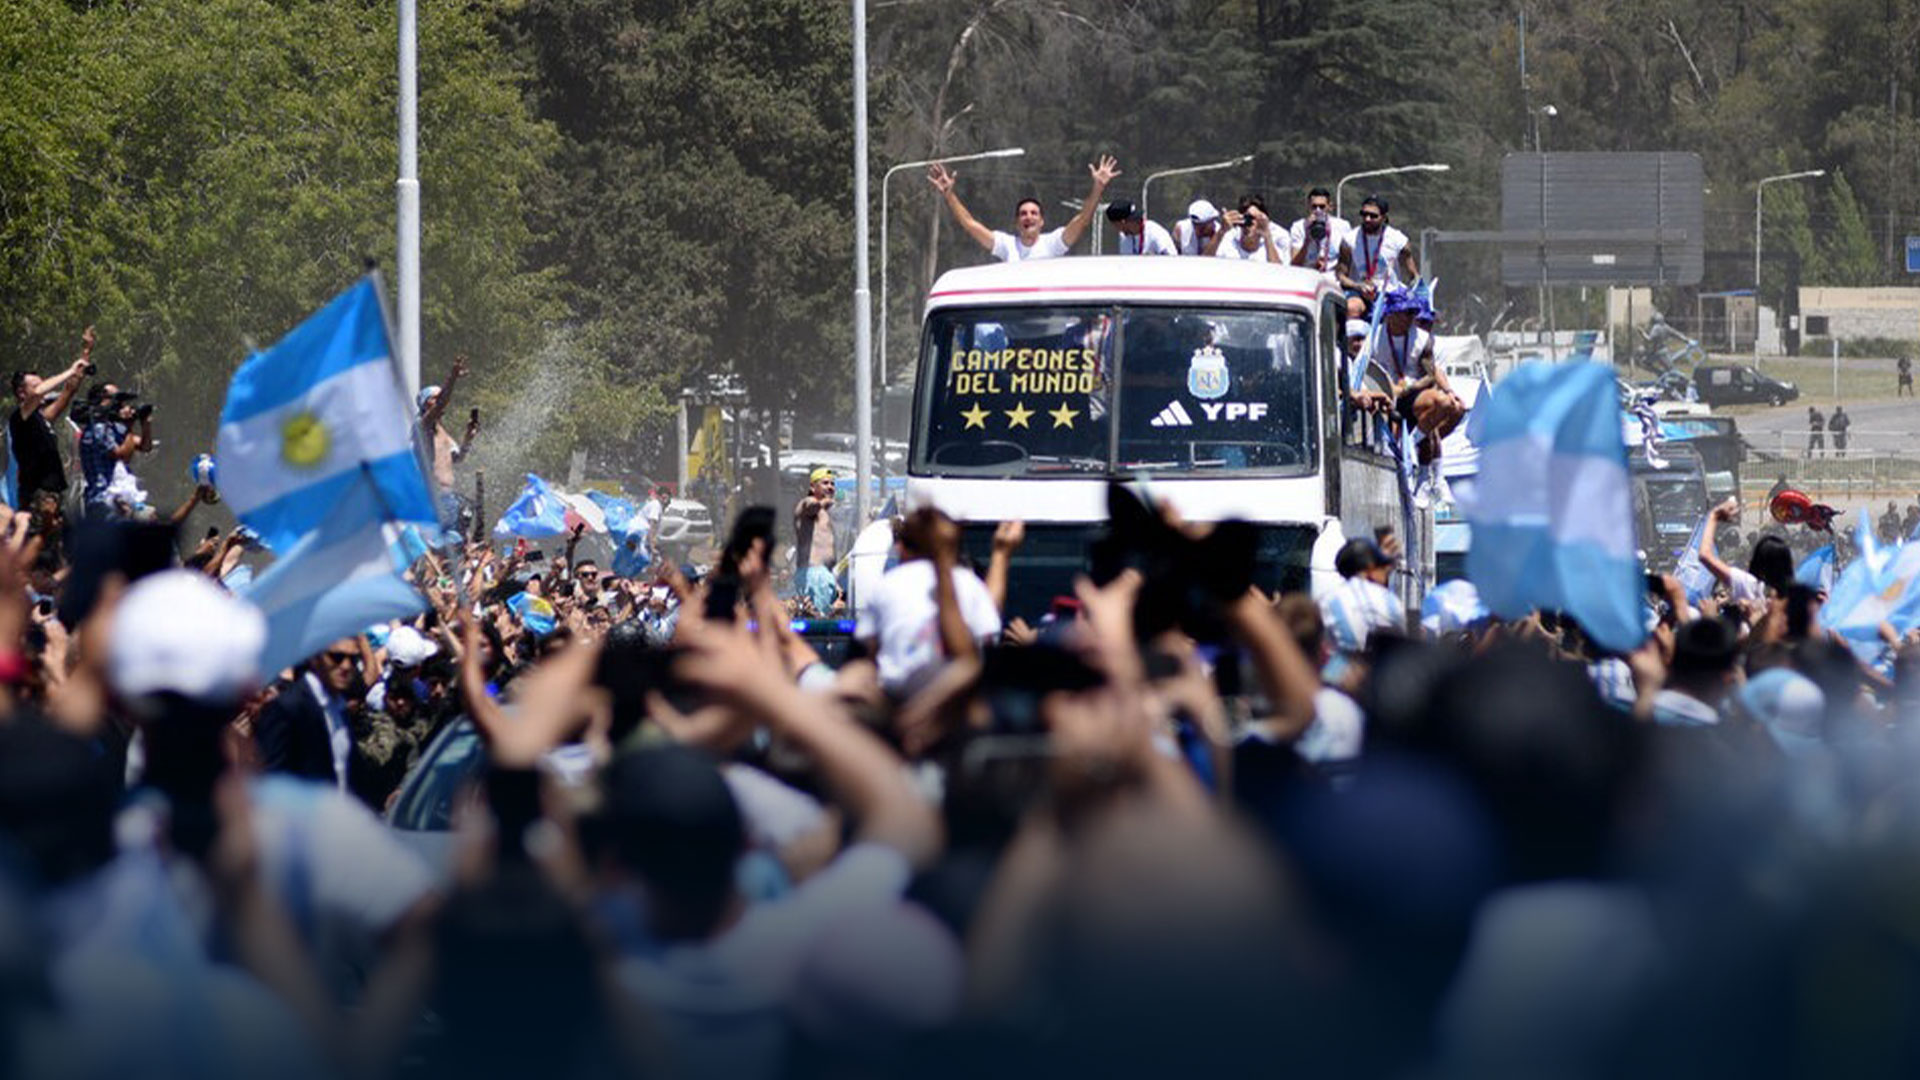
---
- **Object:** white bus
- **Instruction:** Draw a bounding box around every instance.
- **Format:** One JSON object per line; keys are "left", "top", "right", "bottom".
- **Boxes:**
{"left": 870, "top": 256, "right": 1429, "bottom": 618}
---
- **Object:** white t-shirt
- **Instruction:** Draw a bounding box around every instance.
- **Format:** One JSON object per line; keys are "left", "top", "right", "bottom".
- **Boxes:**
{"left": 855, "top": 560, "right": 1003, "bottom": 697}
{"left": 1295, "top": 686, "right": 1366, "bottom": 764}
{"left": 1365, "top": 325, "right": 1434, "bottom": 385}
{"left": 1345, "top": 224, "right": 1411, "bottom": 287}
{"left": 1214, "top": 224, "right": 1285, "bottom": 262}
{"left": 1288, "top": 215, "right": 1353, "bottom": 272}
{"left": 1117, "top": 220, "right": 1178, "bottom": 256}
{"left": 1171, "top": 218, "right": 1222, "bottom": 256}
{"left": 990, "top": 228, "right": 1069, "bottom": 263}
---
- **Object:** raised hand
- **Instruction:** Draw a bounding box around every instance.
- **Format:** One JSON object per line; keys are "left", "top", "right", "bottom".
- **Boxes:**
{"left": 450, "top": 354, "right": 470, "bottom": 382}
{"left": 1088, "top": 154, "right": 1121, "bottom": 188}
{"left": 927, "top": 162, "right": 956, "bottom": 194}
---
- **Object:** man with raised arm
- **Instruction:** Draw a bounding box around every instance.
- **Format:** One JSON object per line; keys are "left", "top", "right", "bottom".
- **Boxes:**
{"left": 9, "top": 325, "right": 95, "bottom": 505}
{"left": 928, "top": 154, "right": 1121, "bottom": 263}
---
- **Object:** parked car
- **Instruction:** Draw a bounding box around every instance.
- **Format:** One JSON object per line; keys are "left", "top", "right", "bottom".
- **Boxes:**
{"left": 656, "top": 498, "right": 714, "bottom": 549}
{"left": 1693, "top": 364, "right": 1798, "bottom": 407}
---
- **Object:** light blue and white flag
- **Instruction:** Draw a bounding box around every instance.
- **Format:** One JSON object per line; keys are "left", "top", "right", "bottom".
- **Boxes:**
{"left": 1816, "top": 511, "right": 1915, "bottom": 663}
{"left": 586, "top": 491, "right": 639, "bottom": 534}
{"left": 217, "top": 278, "right": 437, "bottom": 551}
{"left": 494, "top": 474, "right": 571, "bottom": 539}
{"left": 1794, "top": 544, "right": 1836, "bottom": 592}
{"left": 1671, "top": 512, "right": 1716, "bottom": 603}
{"left": 217, "top": 277, "right": 437, "bottom": 675}
{"left": 1462, "top": 361, "right": 1645, "bottom": 652}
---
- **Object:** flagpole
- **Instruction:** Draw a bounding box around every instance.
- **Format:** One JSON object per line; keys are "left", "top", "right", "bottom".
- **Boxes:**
{"left": 366, "top": 271, "right": 451, "bottom": 545}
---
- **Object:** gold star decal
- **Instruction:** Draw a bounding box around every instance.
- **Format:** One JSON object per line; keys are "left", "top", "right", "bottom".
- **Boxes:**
{"left": 1005, "top": 401, "right": 1034, "bottom": 428}
{"left": 1048, "top": 402, "right": 1080, "bottom": 428}
{"left": 960, "top": 403, "right": 990, "bottom": 430}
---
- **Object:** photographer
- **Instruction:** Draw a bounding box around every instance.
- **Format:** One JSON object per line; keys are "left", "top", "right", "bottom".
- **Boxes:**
{"left": 77, "top": 381, "right": 155, "bottom": 520}
{"left": 8, "top": 325, "right": 95, "bottom": 505}
{"left": 1288, "top": 187, "right": 1351, "bottom": 278}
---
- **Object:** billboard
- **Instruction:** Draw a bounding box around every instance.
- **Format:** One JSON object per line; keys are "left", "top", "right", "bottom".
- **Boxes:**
{"left": 1500, "top": 152, "right": 1704, "bottom": 286}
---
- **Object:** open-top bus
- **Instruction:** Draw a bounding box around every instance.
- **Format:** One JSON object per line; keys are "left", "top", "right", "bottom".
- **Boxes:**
{"left": 862, "top": 256, "right": 1430, "bottom": 620}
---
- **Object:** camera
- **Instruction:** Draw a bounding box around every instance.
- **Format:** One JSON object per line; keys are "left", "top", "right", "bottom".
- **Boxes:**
{"left": 1308, "top": 219, "right": 1328, "bottom": 240}
{"left": 134, "top": 403, "right": 154, "bottom": 421}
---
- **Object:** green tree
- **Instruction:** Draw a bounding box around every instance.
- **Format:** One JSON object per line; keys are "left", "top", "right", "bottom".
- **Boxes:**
{"left": 1816, "top": 171, "right": 1881, "bottom": 285}
{"left": 0, "top": 0, "right": 562, "bottom": 490}
{"left": 510, "top": 0, "right": 864, "bottom": 455}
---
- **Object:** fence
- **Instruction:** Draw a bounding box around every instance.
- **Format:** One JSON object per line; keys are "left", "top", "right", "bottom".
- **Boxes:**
{"left": 1740, "top": 432, "right": 1920, "bottom": 514}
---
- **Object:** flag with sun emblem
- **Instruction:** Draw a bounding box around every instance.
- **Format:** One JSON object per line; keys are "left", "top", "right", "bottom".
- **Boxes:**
{"left": 218, "top": 276, "right": 440, "bottom": 675}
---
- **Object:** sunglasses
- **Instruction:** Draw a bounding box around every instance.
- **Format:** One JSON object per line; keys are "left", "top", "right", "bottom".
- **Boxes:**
{"left": 1361, "top": 211, "right": 1382, "bottom": 220}
{"left": 321, "top": 651, "right": 356, "bottom": 665}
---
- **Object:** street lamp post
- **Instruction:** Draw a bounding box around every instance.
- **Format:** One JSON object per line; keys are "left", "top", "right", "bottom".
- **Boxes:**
{"left": 1335, "top": 163, "right": 1450, "bottom": 220}
{"left": 396, "top": 0, "right": 420, "bottom": 398}
{"left": 878, "top": 147, "right": 1024, "bottom": 394}
{"left": 1754, "top": 168, "right": 1826, "bottom": 367}
{"left": 852, "top": 0, "right": 873, "bottom": 527}
{"left": 1139, "top": 154, "right": 1254, "bottom": 224}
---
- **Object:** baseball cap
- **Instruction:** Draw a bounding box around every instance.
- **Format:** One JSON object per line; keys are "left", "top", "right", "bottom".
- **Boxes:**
{"left": 416, "top": 385, "right": 441, "bottom": 412}
{"left": 1381, "top": 287, "right": 1423, "bottom": 316}
{"left": 1739, "top": 668, "right": 1826, "bottom": 758}
{"left": 1187, "top": 199, "right": 1220, "bottom": 224}
{"left": 1104, "top": 200, "right": 1143, "bottom": 223}
{"left": 809, "top": 466, "right": 836, "bottom": 485}
{"left": 1345, "top": 319, "right": 1371, "bottom": 340}
{"left": 385, "top": 624, "right": 440, "bottom": 667}
{"left": 109, "top": 570, "right": 266, "bottom": 705}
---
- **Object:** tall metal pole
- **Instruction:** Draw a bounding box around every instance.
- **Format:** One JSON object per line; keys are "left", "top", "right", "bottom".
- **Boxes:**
{"left": 396, "top": 0, "right": 421, "bottom": 399}
{"left": 852, "top": 0, "right": 874, "bottom": 528}
{"left": 878, "top": 148, "right": 1024, "bottom": 394}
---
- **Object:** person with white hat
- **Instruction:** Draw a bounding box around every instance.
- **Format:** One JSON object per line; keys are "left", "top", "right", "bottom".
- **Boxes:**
{"left": 416, "top": 353, "right": 480, "bottom": 521}
{"left": 1171, "top": 199, "right": 1226, "bottom": 256}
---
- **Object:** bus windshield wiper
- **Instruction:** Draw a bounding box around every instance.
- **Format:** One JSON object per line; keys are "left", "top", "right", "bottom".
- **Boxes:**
{"left": 1027, "top": 454, "right": 1108, "bottom": 473}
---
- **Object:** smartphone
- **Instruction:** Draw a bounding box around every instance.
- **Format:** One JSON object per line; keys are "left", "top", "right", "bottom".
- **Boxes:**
{"left": 702, "top": 573, "right": 742, "bottom": 624}
{"left": 720, "top": 505, "right": 777, "bottom": 575}
{"left": 60, "top": 521, "right": 179, "bottom": 627}
{"left": 205, "top": 527, "right": 221, "bottom": 541}
{"left": 594, "top": 639, "right": 703, "bottom": 738}
{"left": 468, "top": 407, "right": 479, "bottom": 424}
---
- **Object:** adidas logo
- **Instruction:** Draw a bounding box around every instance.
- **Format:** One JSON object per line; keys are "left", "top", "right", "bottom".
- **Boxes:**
{"left": 1150, "top": 401, "right": 1194, "bottom": 427}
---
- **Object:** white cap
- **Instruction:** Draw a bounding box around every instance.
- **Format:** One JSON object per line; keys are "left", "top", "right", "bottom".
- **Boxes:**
{"left": 385, "top": 624, "right": 439, "bottom": 667}
{"left": 1345, "top": 319, "right": 1371, "bottom": 339}
{"left": 110, "top": 571, "right": 265, "bottom": 705}
{"left": 1187, "top": 199, "right": 1220, "bottom": 224}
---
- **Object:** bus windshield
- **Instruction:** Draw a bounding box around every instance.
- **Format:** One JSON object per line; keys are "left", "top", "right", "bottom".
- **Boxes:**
{"left": 915, "top": 304, "right": 1315, "bottom": 477}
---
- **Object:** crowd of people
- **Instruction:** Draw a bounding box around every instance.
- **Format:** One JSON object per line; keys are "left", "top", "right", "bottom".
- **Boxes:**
{"left": 0, "top": 384, "right": 1916, "bottom": 1078}
{"left": 929, "top": 156, "right": 1419, "bottom": 303}
{"left": 5, "top": 169, "right": 1920, "bottom": 1080}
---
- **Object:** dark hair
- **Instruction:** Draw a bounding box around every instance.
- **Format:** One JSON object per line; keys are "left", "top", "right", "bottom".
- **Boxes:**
{"left": 1015, "top": 196, "right": 1043, "bottom": 216}
{"left": 596, "top": 747, "right": 745, "bottom": 941}
{"left": 1238, "top": 193, "right": 1267, "bottom": 215}
{"left": 1669, "top": 617, "right": 1738, "bottom": 690}
{"left": 1308, "top": 187, "right": 1332, "bottom": 201}
{"left": 1748, "top": 534, "right": 1794, "bottom": 594}
{"left": 8, "top": 372, "right": 26, "bottom": 396}
{"left": 1363, "top": 195, "right": 1390, "bottom": 216}
{"left": 1335, "top": 536, "right": 1388, "bottom": 578}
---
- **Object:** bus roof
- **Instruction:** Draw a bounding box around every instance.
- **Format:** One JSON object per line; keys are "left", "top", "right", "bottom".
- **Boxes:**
{"left": 924, "top": 256, "right": 1334, "bottom": 313}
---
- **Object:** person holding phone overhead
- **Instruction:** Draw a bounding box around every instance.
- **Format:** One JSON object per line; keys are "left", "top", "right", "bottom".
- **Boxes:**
{"left": 794, "top": 467, "right": 840, "bottom": 614}
{"left": 416, "top": 354, "right": 481, "bottom": 527}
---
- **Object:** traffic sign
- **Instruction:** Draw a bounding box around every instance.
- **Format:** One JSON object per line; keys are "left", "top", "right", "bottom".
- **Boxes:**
{"left": 1907, "top": 235, "right": 1920, "bottom": 273}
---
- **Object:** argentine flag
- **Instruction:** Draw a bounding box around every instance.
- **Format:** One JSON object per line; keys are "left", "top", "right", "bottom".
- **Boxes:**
{"left": 217, "top": 277, "right": 438, "bottom": 675}
{"left": 1462, "top": 361, "right": 1645, "bottom": 653}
